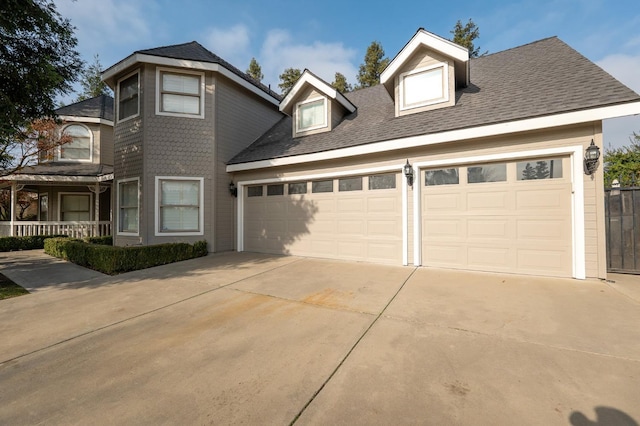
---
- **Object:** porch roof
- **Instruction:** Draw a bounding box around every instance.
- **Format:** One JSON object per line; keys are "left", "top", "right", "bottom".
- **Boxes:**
{"left": 3, "top": 163, "right": 114, "bottom": 183}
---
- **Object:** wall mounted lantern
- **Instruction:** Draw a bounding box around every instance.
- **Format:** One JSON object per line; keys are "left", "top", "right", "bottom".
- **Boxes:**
{"left": 584, "top": 139, "right": 601, "bottom": 175}
{"left": 404, "top": 160, "right": 414, "bottom": 186}
{"left": 229, "top": 181, "right": 238, "bottom": 197}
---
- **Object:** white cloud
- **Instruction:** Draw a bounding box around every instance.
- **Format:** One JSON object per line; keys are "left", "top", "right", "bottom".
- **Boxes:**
{"left": 597, "top": 53, "right": 640, "bottom": 94}
{"left": 202, "top": 24, "right": 252, "bottom": 68}
{"left": 259, "top": 29, "right": 358, "bottom": 91}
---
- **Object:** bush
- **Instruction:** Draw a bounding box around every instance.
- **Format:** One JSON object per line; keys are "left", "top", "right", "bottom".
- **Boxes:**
{"left": 83, "top": 236, "right": 113, "bottom": 246}
{"left": 0, "top": 235, "right": 68, "bottom": 252}
{"left": 44, "top": 238, "right": 208, "bottom": 275}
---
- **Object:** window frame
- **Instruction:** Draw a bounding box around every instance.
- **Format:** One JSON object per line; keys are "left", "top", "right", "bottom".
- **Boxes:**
{"left": 295, "top": 96, "right": 328, "bottom": 133}
{"left": 39, "top": 193, "right": 49, "bottom": 221}
{"left": 58, "top": 123, "right": 93, "bottom": 163}
{"left": 156, "top": 67, "right": 205, "bottom": 119}
{"left": 399, "top": 63, "right": 449, "bottom": 111}
{"left": 58, "top": 192, "right": 92, "bottom": 222}
{"left": 116, "top": 69, "right": 140, "bottom": 123}
{"left": 117, "top": 177, "right": 140, "bottom": 236}
{"left": 155, "top": 176, "right": 204, "bottom": 236}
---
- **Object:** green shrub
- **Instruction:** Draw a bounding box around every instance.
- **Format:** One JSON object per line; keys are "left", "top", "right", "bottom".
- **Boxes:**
{"left": 44, "top": 238, "right": 208, "bottom": 275}
{"left": 83, "top": 236, "right": 113, "bottom": 246}
{"left": 0, "top": 235, "right": 68, "bottom": 252}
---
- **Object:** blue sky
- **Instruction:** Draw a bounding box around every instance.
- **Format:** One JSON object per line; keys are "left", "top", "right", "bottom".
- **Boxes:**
{"left": 54, "top": 0, "right": 640, "bottom": 149}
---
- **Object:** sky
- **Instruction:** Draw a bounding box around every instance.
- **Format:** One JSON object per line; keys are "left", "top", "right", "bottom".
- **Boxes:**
{"left": 53, "top": 0, "right": 640, "bottom": 149}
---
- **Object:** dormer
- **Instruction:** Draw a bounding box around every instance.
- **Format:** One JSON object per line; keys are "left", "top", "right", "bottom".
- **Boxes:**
{"left": 280, "top": 70, "right": 356, "bottom": 138}
{"left": 380, "top": 29, "right": 469, "bottom": 117}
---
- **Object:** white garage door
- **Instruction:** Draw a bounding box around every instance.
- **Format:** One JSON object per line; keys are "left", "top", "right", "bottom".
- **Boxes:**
{"left": 244, "top": 173, "right": 403, "bottom": 264}
{"left": 421, "top": 157, "right": 573, "bottom": 277}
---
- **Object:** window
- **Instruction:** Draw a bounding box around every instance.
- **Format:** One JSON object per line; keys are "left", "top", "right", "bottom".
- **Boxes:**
{"left": 157, "top": 69, "right": 203, "bottom": 118}
{"left": 312, "top": 180, "right": 333, "bottom": 193}
{"left": 157, "top": 177, "right": 203, "bottom": 234}
{"left": 426, "top": 168, "right": 459, "bottom": 186}
{"left": 296, "top": 98, "right": 327, "bottom": 132}
{"left": 517, "top": 158, "right": 563, "bottom": 180}
{"left": 118, "top": 71, "right": 139, "bottom": 121}
{"left": 288, "top": 182, "right": 307, "bottom": 194}
{"left": 60, "top": 124, "right": 91, "bottom": 161}
{"left": 339, "top": 177, "right": 362, "bottom": 192}
{"left": 267, "top": 184, "right": 284, "bottom": 196}
{"left": 369, "top": 174, "right": 396, "bottom": 190}
{"left": 60, "top": 194, "right": 91, "bottom": 221}
{"left": 247, "top": 186, "right": 263, "bottom": 197}
{"left": 468, "top": 163, "right": 507, "bottom": 183}
{"left": 118, "top": 179, "right": 139, "bottom": 234}
{"left": 400, "top": 64, "right": 448, "bottom": 110}
{"left": 39, "top": 194, "right": 48, "bottom": 221}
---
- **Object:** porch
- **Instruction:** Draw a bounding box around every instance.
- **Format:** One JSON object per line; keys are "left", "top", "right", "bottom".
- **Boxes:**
{"left": 0, "top": 221, "right": 112, "bottom": 238}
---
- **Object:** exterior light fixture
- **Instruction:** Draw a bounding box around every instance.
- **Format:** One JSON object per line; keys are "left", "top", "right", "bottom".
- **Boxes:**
{"left": 404, "top": 160, "right": 414, "bottom": 186}
{"left": 229, "top": 181, "right": 238, "bottom": 197}
{"left": 584, "top": 139, "right": 601, "bottom": 175}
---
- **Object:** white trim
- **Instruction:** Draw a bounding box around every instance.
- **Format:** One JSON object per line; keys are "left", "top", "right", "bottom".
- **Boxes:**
{"left": 154, "top": 176, "right": 204, "bottom": 236}
{"left": 295, "top": 97, "right": 328, "bottom": 133}
{"left": 399, "top": 63, "right": 449, "bottom": 111}
{"left": 58, "top": 123, "right": 93, "bottom": 163}
{"left": 103, "top": 54, "right": 279, "bottom": 106}
{"left": 402, "top": 171, "right": 408, "bottom": 266}
{"left": 412, "top": 145, "right": 586, "bottom": 279}
{"left": 58, "top": 192, "right": 93, "bottom": 222}
{"left": 155, "top": 67, "right": 205, "bottom": 119}
{"left": 280, "top": 71, "right": 356, "bottom": 114}
{"left": 226, "top": 101, "right": 640, "bottom": 172}
{"left": 3, "top": 173, "right": 114, "bottom": 183}
{"left": 236, "top": 164, "right": 405, "bottom": 255}
{"left": 381, "top": 29, "right": 469, "bottom": 86}
{"left": 116, "top": 177, "right": 140, "bottom": 236}
{"left": 58, "top": 116, "right": 114, "bottom": 126}
{"left": 116, "top": 69, "right": 140, "bottom": 124}
{"left": 413, "top": 164, "right": 422, "bottom": 266}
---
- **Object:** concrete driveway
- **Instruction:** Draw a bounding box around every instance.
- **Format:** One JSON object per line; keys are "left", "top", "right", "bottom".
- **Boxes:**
{"left": 1, "top": 252, "right": 639, "bottom": 425}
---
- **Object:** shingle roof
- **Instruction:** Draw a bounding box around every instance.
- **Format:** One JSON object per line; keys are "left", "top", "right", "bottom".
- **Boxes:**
{"left": 137, "top": 41, "right": 281, "bottom": 100}
{"left": 229, "top": 37, "right": 640, "bottom": 165}
{"left": 13, "top": 163, "right": 113, "bottom": 178}
{"left": 55, "top": 95, "right": 114, "bottom": 121}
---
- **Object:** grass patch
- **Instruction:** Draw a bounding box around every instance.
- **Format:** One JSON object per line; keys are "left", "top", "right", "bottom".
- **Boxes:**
{"left": 0, "top": 273, "right": 29, "bottom": 300}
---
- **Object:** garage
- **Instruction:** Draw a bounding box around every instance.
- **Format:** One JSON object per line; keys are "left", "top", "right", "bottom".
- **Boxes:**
{"left": 420, "top": 157, "right": 573, "bottom": 277}
{"left": 243, "top": 172, "right": 403, "bottom": 264}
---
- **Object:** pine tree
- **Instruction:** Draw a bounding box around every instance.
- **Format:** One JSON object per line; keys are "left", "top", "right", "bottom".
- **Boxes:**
{"left": 535, "top": 161, "right": 550, "bottom": 179}
{"left": 331, "top": 72, "right": 352, "bottom": 93}
{"left": 278, "top": 68, "right": 302, "bottom": 95}
{"left": 450, "top": 19, "right": 485, "bottom": 58}
{"left": 246, "top": 57, "right": 264, "bottom": 82}
{"left": 522, "top": 163, "right": 537, "bottom": 180}
{"left": 76, "top": 54, "right": 112, "bottom": 101}
{"left": 356, "top": 41, "right": 389, "bottom": 89}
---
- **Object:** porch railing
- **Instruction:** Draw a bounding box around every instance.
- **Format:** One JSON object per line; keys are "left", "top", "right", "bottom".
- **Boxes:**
{"left": 0, "top": 221, "right": 112, "bottom": 238}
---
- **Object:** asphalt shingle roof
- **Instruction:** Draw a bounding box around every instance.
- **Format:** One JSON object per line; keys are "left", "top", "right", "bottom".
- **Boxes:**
{"left": 229, "top": 37, "right": 640, "bottom": 165}
{"left": 15, "top": 163, "right": 113, "bottom": 178}
{"left": 137, "top": 41, "right": 281, "bottom": 100}
{"left": 55, "top": 95, "right": 114, "bottom": 121}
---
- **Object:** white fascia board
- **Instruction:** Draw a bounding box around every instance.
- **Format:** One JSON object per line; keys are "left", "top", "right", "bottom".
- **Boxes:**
{"left": 280, "top": 71, "right": 356, "bottom": 114}
{"left": 381, "top": 30, "right": 469, "bottom": 85}
{"left": 58, "top": 116, "right": 114, "bottom": 126}
{"left": 102, "top": 54, "right": 280, "bottom": 106}
{"left": 227, "top": 101, "right": 640, "bottom": 173}
{"left": 3, "top": 173, "right": 113, "bottom": 183}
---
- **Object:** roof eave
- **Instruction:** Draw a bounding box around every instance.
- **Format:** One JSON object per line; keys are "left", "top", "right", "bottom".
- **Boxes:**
{"left": 280, "top": 70, "right": 356, "bottom": 115}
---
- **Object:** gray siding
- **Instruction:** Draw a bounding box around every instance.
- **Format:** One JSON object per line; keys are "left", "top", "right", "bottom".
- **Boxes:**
{"left": 99, "top": 124, "right": 114, "bottom": 166}
{"left": 215, "top": 75, "right": 283, "bottom": 251}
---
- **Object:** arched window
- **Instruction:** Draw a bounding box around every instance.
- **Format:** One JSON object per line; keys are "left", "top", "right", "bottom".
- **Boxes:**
{"left": 60, "top": 124, "right": 91, "bottom": 161}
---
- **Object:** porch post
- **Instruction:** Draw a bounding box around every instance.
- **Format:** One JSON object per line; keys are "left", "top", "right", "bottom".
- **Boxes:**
{"left": 10, "top": 182, "right": 16, "bottom": 236}
{"left": 94, "top": 182, "right": 100, "bottom": 236}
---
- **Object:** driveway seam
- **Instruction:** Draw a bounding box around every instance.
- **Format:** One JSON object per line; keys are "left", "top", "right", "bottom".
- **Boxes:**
{"left": 0, "top": 257, "right": 305, "bottom": 365}
{"left": 288, "top": 267, "right": 419, "bottom": 425}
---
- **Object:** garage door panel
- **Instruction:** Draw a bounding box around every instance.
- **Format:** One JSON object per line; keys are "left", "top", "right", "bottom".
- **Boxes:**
{"left": 263, "top": 200, "right": 286, "bottom": 217}
{"left": 424, "top": 244, "right": 466, "bottom": 266}
{"left": 467, "top": 246, "right": 511, "bottom": 269}
{"left": 310, "top": 239, "right": 337, "bottom": 255}
{"left": 516, "top": 187, "right": 570, "bottom": 210}
{"left": 310, "top": 219, "right": 336, "bottom": 235}
{"left": 337, "top": 198, "right": 365, "bottom": 214}
{"left": 338, "top": 241, "right": 365, "bottom": 259}
{"left": 424, "top": 219, "right": 462, "bottom": 239}
{"left": 368, "top": 241, "right": 402, "bottom": 263}
{"left": 516, "top": 219, "right": 569, "bottom": 241}
{"left": 338, "top": 219, "right": 365, "bottom": 235}
{"left": 367, "top": 219, "right": 401, "bottom": 236}
{"left": 423, "top": 193, "right": 460, "bottom": 211}
{"left": 314, "top": 198, "right": 337, "bottom": 213}
{"left": 467, "top": 191, "right": 509, "bottom": 210}
{"left": 516, "top": 249, "right": 569, "bottom": 274}
{"left": 367, "top": 196, "right": 398, "bottom": 213}
{"left": 467, "top": 219, "right": 510, "bottom": 239}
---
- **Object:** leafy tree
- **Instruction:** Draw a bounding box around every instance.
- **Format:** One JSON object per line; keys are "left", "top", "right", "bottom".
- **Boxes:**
{"left": 76, "top": 54, "right": 112, "bottom": 101}
{"left": 604, "top": 132, "right": 640, "bottom": 186}
{"left": 356, "top": 41, "right": 389, "bottom": 89}
{"left": 246, "top": 57, "right": 264, "bottom": 82}
{"left": 278, "top": 67, "right": 302, "bottom": 95}
{"left": 450, "top": 19, "right": 486, "bottom": 58}
{"left": 331, "top": 72, "right": 352, "bottom": 93}
{"left": 0, "top": 0, "right": 82, "bottom": 173}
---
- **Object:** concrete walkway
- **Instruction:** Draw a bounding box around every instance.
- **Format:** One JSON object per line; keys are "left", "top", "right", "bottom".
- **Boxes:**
{"left": 1, "top": 251, "right": 639, "bottom": 425}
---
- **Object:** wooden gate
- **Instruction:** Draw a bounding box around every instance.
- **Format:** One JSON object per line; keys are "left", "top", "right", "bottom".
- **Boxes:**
{"left": 605, "top": 186, "right": 640, "bottom": 274}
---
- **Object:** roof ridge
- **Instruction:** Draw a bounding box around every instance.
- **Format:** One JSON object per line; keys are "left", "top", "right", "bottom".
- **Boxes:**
{"left": 472, "top": 36, "right": 559, "bottom": 60}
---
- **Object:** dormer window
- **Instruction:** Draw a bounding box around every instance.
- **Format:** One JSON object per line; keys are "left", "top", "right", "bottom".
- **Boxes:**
{"left": 400, "top": 63, "right": 449, "bottom": 111}
{"left": 296, "top": 97, "right": 327, "bottom": 133}
{"left": 59, "top": 124, "right": 92, "bottom": 161}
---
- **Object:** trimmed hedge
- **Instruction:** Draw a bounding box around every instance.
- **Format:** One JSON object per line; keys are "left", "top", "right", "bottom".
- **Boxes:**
{"left": 83, "top": 235, "right": 113, "bottom": 246}
{"left": 44, "top": 238, "right": 208, "bottom": 275}
{"left": 0, "top": 235, "right": 68, "bottom": 252}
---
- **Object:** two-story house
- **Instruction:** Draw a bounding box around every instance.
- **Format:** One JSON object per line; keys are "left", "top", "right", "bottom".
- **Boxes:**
{"left": 1, "top": 95, "right": 114, "bottom": 237}
{"left": 104, "top": 29, "right": 640, "bottom": 280}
